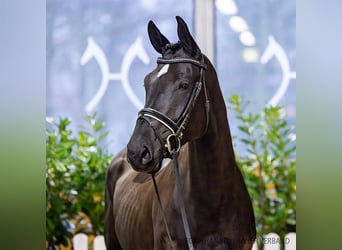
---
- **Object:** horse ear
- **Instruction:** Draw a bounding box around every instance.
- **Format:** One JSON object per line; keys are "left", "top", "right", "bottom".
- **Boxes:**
{"left": 176, "top": 16, "right": 201, "bottom": 59}
{"left": 148, "top": 20, "right": 170, "bottom": 54}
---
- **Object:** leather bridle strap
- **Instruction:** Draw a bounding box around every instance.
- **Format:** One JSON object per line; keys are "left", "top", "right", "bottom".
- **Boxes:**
{"left": 172, "top": 150, "right": 194, "bottom": 250}
{"left": 151, "top": 173, "right": 176, "bottom": 250}
{"left": 157, "top": 57, "right": 205, "bottom": 68}
{"left": 142, "top": 56, "right": 209, "bottom": 250}
{"left": 139, "top": 108, "right": 178, "bottom": 135}
{"left": 151, "top": 151, "right": 194, "bottom": 250}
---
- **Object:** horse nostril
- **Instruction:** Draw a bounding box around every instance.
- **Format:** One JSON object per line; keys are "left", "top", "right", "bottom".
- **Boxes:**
{"left": 127, "top": 148, "right": 137, "bottom": 164}
{"left": 141, "top": 146, "right": 152, "bottom": 165}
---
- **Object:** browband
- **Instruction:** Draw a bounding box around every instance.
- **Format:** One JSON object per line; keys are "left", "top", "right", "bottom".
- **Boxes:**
{"left": 157, "top": 57, "right": 207, "bottom": 69}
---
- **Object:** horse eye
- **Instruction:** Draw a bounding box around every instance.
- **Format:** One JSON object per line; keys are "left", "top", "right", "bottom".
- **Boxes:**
{"left": 179, "top": 82, "right": 189, "bottom": 90}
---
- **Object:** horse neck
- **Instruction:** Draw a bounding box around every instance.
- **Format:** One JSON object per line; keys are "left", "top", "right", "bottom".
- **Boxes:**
{"left": 186, "top": 57, "right": 237, "bottom": 200}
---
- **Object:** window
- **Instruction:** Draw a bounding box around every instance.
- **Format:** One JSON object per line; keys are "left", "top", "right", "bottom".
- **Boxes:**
{"left": 215, "top": 0, "right": 296, "bottom": 145}
{"left": 47, "top": 0, "right": 295, "bottom": 155}
{"left": 47, "top": 0, "right": 193, "bottom": 154}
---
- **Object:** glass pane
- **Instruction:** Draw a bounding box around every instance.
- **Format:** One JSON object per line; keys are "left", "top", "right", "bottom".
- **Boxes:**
{"left": 215, "top": 0, "right": 296, "bottom": 154}
{"left": 47, "top": 0, "right": 193, "bottom": 154}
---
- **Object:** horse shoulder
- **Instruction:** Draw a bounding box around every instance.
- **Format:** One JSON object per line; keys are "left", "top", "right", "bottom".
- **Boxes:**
{"left": 111, "top": 153, "right": 156, "bottom": 249}
{"left": 106, "top": 149, "right": 128, "bottom": 196}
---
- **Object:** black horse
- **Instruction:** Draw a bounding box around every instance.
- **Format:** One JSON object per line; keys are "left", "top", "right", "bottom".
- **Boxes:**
{"left": 104, "top": 16, "right": 256, "bottom": 250}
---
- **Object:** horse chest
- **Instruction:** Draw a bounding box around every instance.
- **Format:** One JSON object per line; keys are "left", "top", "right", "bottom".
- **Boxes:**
{"left": 113, "top": 170, "right": 155, "bottom": 248}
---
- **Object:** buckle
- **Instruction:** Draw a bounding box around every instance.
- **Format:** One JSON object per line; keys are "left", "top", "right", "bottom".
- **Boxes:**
{"left": 165, "top": 134, "right": 181, "bottom": 154}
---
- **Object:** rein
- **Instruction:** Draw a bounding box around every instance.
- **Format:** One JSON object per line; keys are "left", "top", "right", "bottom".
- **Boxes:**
{"left": 139, "top": 56, "right": 209, "bottom": 250}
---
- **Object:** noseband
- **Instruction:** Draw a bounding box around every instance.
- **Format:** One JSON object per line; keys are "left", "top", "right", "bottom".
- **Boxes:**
{"left": 138, "top": 56, "right": 210, "bottom": 164}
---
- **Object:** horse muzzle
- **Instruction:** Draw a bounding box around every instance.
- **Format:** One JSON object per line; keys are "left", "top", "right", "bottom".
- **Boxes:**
{"left": 127, "top": 118, "right": 164, "bottom": 174}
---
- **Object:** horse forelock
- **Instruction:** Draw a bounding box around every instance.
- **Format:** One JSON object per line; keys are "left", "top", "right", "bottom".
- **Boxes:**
{"left": 161, "top": 41, "right": 201, "bottom": 61}
{"left": 161, "top": 41, "right": 181, "bottom": 55}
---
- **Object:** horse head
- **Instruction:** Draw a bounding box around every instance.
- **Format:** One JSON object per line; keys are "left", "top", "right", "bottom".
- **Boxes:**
{"left": 127, "top": 16, "right": 210, "bottom": 174}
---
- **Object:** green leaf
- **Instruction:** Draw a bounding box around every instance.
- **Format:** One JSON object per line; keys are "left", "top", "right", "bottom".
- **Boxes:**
{"left": 226, "top": 95, "right": 296, "bottom": 239}
{"left": 240, "top": 138, "right": 252, "bottom": 145}
{"left": 94, "top": 121, "right": 105, "bottom": 132}
{"left": 46, "top": 113, "right": 113, "bottom": 247}
{"left": 237, "top": 125, "right": 250, "bottom": 135}
{"left": 286, "top": 218, "right": 296, "bottom": 225}
{"left": 99, "top": 131, "right": 109, "bottom": 141}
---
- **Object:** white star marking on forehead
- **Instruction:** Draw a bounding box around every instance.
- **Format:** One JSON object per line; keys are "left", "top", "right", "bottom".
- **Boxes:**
{"left": 157, "top": 64, "right": 170, "bottom": 78}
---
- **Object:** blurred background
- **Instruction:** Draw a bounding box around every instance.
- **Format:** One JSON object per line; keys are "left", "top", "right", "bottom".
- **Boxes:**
{"left": 46, "top": 0, "right": 295, "bottom": 156}
{"left": 46, "top": 1, "right": 296, "bottom": 249}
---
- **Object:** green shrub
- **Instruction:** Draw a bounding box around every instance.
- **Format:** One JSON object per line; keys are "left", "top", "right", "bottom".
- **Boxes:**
{"left": 46, "top": 113, "right": 113, "bottom": 249}
{"left": 46, "top": 96, "right": 296, "bottom": 249}
{"left": 227, "top": 94, "right": 296, "bottom": 247}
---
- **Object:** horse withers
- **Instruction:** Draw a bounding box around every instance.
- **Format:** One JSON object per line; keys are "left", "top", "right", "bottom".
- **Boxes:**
{"left": 105, "top": 16, "right": 256, "bottom": 250}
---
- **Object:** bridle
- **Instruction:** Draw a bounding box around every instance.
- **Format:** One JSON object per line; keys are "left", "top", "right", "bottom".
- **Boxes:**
{"left": 138, "top": 56, "right": 210, "bottom": 167}
{"left": 136, "top": 55, "right": 210, "bottom": 250}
